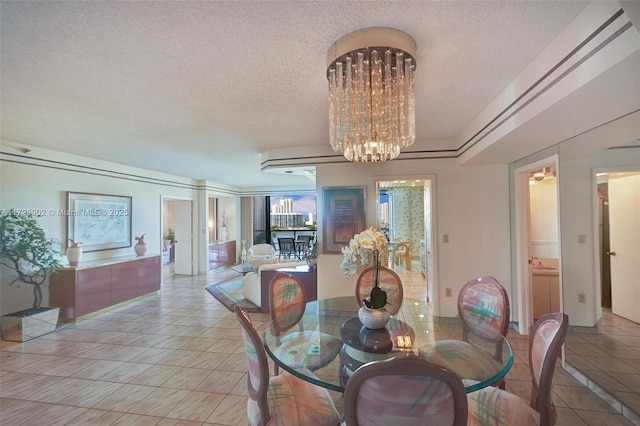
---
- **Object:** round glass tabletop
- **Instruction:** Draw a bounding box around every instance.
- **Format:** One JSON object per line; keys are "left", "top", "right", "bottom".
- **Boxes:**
{"left": 263, "top": 296, "right": 513, "bottom": 393}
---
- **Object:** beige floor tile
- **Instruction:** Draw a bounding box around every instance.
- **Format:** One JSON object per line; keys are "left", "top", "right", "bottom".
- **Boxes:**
{"left": 65, "top": 408, "right": 125, "bottom": 425}
{"left": 165, "top": 390, "right": 227, "bottom": 422}
{"left": 554, "top": 385, "right": 618, "bottom": 413}
{"left": 205, "top": 394, "right": 249, "bottom": 425}
{"left": 26, "top": 403, "right": 89, "bottom": 425}
{"left": 58, "top": 380, "right": 123, "bottom": 408}
{"left": 93, "top": 383, "right": 156, "bottom": 411}
{"left": 161, "top": 367, "right": 211, "bottom": 390}
{"left": 27, "top": 377, "right": 92, "bottom": 403}
{"left": 186, "top": 351, "right": 229, "bottom": 370}
{"left": 0, "top": 398, "right": 54, "bottom": 425}
{"left": 70, "top": 359, "right": 125, "bottom": 380}
{"left": 99, "top": 361, "right": 154, "bottom": 383}
{"left": 130, "top": 364, "right": 182, "bottom": 386}
{"left": 128, "top": 387, "right": 190, "bottom": 417}
{"left": 111, "top": 412, "right": 163, "bottom": 425}
{"left": 574, "top": 409, "right": 636, "bottom": 426}
{"left": 196, "top": 370, "right": 244, "bottom": 394}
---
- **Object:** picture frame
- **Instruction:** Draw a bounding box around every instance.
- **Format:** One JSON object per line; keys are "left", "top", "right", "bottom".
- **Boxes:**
{"left": 66, "top": 192, "right": 132, "bottom": 252}
{"left": 322, "top": 187, "right": 366, "bottom": 254}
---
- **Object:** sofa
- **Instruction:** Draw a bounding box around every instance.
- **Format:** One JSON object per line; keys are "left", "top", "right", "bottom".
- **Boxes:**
{"left": 242, "top": 260, "right": 316, "bottom": 312}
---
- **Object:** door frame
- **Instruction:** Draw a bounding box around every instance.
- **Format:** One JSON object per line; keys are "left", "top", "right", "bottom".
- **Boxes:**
{"left": 160, "top": 195, "right": 195, "bottom": 276}
{"left": 374, "top": 175, "right": 437, "bottom": 311}
{"left": 514, "top": 155, "right": 561, "bottom": 335}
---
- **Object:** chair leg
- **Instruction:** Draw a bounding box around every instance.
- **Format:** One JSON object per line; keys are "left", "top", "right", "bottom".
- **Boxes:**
{"left": 274, "top": 363, "right": 279, "bottom": 375}
{"left": 405, "top": 255, "right": 411, "bottom": 270}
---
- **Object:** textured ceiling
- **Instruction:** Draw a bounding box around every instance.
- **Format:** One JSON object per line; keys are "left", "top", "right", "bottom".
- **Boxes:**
{"left": 0, "top": 1, "right": 592, "bottom": 189}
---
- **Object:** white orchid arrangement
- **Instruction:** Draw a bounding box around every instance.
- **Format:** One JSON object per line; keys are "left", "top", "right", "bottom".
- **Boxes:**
{"left": 340, "top": 227, "right": 389, "bottom": 309}
{"left": 340, "top": 227, "right": 388, "bottom": 277}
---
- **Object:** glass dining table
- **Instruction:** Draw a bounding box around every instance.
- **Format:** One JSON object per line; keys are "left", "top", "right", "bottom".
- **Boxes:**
{"left": 263, "top": 296, "right": 513, "bottom": 393}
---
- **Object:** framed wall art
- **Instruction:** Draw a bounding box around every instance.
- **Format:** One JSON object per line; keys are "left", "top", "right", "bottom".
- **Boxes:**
{"left": 322, "top": 186, "right": 366, "bottom": 254}
{"left": 66, "top": 192, "right": 132, "bottom": 252}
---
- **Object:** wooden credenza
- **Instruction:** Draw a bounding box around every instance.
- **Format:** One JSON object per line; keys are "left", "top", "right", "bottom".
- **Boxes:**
{"left": 50, "top": 255, "right": 161, "bottom": 320}
{"left": 209, "top": 240, "right": 236, "bottom": 269}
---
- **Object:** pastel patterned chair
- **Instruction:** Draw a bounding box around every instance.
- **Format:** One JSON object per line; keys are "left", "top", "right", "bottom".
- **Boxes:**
{"left": 419, "top": 276, "right": 510, "bottom": 388}
{"left": 356, "top": 265, "right": 404, "bottom": 314}
{"left": 269, "top": 272, "right": 342, "bottom": 375}
{"left": 392, "top": 241, "right": 413, "bottom": 270}
{"left": 467, "top": 312, "right": 569, "bottom": 426}
{"left": 342, "top": 353, "right": 468, "bottom": 426}
{"left": 234, "top": 305, "right": 341, "bottom": 426}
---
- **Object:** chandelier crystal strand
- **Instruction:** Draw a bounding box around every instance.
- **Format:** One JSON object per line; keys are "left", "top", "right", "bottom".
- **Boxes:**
{"left": 327, "top": 28, "right": 416, "bottom": 162}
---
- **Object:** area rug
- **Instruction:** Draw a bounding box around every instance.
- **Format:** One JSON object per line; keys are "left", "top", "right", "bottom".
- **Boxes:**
{"left": 206, "top": 277, "right": 261, "bottom": 312}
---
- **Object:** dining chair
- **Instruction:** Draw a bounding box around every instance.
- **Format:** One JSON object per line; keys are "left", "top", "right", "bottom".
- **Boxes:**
{"left": 355, "top": 265, "right": 404, "bottom": 314}
{"left": 419, "top": 276, "right": 510, "bottom": 388}
{"left": 234, "top": 305, "right": 341, "bottom": 426}
{"left": 268, "top": 272, "right": 342, "bottom": 375}
{"left": 467, "top": 312, "right": 569, "bottom": 426}
{"left": 342, "top": 353, "right": 468, "bottom": 426}
{"left": 392, "top": 241, "right": 413, "bottom": 270}
{"left": 277, "top": 237, "right": 297, "bottom": 259}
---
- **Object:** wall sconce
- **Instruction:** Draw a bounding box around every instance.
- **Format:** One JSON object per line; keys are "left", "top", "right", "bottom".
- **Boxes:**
{"left": 208, "top": 220, "right": 213, "bottom": 228}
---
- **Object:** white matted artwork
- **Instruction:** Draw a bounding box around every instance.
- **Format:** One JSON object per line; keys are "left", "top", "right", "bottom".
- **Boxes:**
{"left": 66, "top": 192, "right": 132, "bottom": 252}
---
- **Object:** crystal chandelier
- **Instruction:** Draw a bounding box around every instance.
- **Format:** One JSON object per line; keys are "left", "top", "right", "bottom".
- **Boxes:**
{"left": 327, "top": 28, "right": 416, "bottom": 162}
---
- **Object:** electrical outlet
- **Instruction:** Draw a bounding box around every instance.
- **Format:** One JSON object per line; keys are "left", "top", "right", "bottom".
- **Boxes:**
{"left": 578, "top": 293, "right": 586, "bottom": 303}
{"left": 443, "top": 234, "right": 449, "bottom": 243}
{"left": 445, "top": 288, "right": 452, "bottom": 297}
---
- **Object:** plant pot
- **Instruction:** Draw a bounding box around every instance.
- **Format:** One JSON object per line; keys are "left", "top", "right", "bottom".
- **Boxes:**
{"left": 358, "top": 306, "right": 391, "bottom": 330}
{"left": 66, "top": 246, "right": 82, "bottom": 266}
{"left": 1, "top": 307, "right": 60, "bottom": 342}
{"left": 134, "top": 242, "right": 148, "bottom": 256}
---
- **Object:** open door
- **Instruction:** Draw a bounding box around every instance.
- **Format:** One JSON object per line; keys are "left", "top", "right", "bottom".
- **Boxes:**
{"left": 608, "top": 172, "right": 640, "bottom": 323}
{"left": 174, "top": 200, "right": 193, "bottom": 275}
{"left": 376, "top": 177, "right": 434, "bottom": 304}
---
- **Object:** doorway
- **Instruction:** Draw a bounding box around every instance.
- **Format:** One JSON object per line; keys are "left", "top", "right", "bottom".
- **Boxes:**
{"left": 596, "top": 171, "right": 640, "bottom": 324}
{"left": 161, "top": 197, "right": 194, "bottom": 276}
{"left": 515, "top": 157, "right": 561, "bottom": 334}
{"left": 376, "top": 177, "right": 435, "bottom": 303}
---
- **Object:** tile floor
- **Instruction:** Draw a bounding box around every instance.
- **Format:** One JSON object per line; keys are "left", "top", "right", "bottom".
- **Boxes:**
{"left": 0, "top": 263, "right": 637, "bottom": 425}
{"left": 565, "top": 309, "right": 640, "bottom": 422}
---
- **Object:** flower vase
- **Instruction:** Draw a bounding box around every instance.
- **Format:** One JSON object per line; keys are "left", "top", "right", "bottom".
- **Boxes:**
{"left": 66, "top": 246, "right": 82, "bottom": 266}
{"left": 220, "top": 226, "right": 227, "bottom": 241}
{"left": 134, "top": 242, "right": 148, "bottom": 256}
{"left": 358, "top": 306, "right": 390, "bottom": 329}
{"left": 134, "top": 233, "right": 148, "bottom": 256}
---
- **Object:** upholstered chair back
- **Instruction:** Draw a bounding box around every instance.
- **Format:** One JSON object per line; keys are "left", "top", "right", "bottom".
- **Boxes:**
{"left": 234, "top": 305, "right": 270, "bottom": 425}
{"left": 529, "top": 312, "right": 569, "bottom": 425}
{"left": 343, "top": 354, "right": 468, "bottom": 426}
{"left": 269, "top": 272, "right": 306, "bottom": 336}
{"left": 356, "top": 265, "right": 404, "bottom": 314}
{"left": 458, "top": 276, "right": 510, "bottom": 341}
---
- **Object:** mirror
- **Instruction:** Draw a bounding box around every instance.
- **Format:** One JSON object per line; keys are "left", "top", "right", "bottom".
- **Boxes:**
{"left": 557, "top": 120, "right": 639, "bottom": 413}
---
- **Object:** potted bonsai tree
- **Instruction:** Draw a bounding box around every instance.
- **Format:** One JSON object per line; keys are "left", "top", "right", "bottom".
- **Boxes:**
{"left": 0, "top": 210, "right": 63, "bottom": 341}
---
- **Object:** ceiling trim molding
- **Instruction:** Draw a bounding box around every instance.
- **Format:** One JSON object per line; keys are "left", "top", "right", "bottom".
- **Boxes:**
{"left": 262, "top": 7, "right": 635, "bottom": 171}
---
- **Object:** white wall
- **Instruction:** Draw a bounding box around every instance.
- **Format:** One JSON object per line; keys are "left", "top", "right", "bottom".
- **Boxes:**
{"left": 0, "top": 141, "right": 200, "bottom": 315}
{"left": 316, "top": 159, "right": 511, "bottom": 318}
